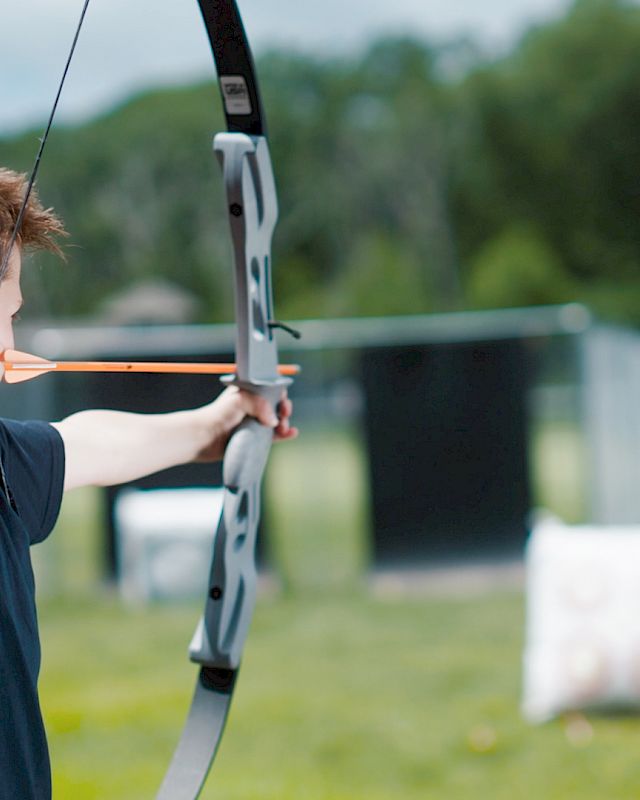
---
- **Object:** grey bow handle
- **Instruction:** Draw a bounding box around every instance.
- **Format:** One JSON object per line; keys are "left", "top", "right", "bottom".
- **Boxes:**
{"left": 189, "top": 405, "right": 277, "bottom": 670}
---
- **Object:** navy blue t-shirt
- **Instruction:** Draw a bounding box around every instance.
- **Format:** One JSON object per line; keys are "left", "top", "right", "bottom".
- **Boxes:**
{"left": 0, "top": 419, "right": 64, "bottom": 800}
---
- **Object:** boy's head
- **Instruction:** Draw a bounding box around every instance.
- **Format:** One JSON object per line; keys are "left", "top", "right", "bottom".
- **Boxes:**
{"left": 0, "top": 169, "right": 67, "bottom": 354}
{"left": 0, "top": 168, "right": 66, "bottom": 281}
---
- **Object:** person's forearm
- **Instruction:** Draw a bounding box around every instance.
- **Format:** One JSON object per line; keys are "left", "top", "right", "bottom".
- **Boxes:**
{"left": 53, "top": 407, "right": 212, "bottom": 490}
{"left": 52, "top": 385, "right": 293, "bottom": 492}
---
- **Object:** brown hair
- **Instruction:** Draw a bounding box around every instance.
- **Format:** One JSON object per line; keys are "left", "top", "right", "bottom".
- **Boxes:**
{"left": 0, "top": 168, "right": 67, "bottom": 278}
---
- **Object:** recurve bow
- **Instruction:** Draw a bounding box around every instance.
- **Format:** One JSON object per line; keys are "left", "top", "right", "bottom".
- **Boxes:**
{"left": 156, "top": 2, "right": 297, "bottom": 797}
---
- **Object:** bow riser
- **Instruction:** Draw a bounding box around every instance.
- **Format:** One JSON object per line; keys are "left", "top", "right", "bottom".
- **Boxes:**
{"left": 189, "top": 133, "right": 287, "bottom": 671}
{"left": 214, "top": 133, "right": 282, "bottom": 386}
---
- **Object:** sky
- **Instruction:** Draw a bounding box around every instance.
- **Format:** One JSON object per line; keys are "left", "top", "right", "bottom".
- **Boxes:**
{"left": 1, "top": 0, "right": 574, "bottom": 135}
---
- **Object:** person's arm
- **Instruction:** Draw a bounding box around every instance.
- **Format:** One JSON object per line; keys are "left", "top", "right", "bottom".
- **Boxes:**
{"left": 52, "top": 387, "right": 296, "bottom": 491}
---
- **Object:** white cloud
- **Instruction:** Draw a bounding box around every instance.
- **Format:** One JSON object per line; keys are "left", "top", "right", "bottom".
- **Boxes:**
{"left": 1, "top": 0, "right": 572, "bottom": 134}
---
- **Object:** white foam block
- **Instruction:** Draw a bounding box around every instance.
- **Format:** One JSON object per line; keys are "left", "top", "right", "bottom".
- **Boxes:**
{"left": 114, "top": 488, "right": 224, "bottom": 603}
{"left": 523, "top": 516, "right": 640, "bottom": 722}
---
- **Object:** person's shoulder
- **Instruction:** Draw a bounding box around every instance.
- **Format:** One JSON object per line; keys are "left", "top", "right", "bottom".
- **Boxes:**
{"left": 0, "top": 418, "right": 65, "bottom": 543}
{"left": 0, "top": 418, "right": 61, "bottom": 453}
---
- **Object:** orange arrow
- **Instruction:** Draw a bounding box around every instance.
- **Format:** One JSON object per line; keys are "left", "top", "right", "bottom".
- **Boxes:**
{"left": 1, "top": 349, "right": 300, "bottom": 384}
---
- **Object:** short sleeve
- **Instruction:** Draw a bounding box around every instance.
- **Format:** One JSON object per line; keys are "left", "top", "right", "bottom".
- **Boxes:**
{"left": 0, "top": 419, "right": 65, "bottom": 545}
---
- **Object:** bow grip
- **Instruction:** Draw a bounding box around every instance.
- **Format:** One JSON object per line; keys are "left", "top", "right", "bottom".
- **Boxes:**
{"left": 189, "top": 414, "right": 273, "bottom": 669}
{"left": 223, "top": 415, "right": 273, "bottom": 486}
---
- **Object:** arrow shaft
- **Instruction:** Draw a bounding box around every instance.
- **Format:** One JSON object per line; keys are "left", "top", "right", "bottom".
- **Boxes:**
{"left": 4, "top": 359, "right": 299, "bottom": 377}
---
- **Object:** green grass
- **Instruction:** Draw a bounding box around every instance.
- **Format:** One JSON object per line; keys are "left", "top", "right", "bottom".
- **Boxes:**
{"left": 39, "top": 591, "right": 640, "bottom": 800}
{"left": 265, "top": 425, "right": 370, "bottom": 591}
{"left": 34, "top": 422, "right": 638, "bottom": 799}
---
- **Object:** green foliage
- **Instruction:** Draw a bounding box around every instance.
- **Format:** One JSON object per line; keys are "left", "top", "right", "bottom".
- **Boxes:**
{"left": 453, "top": 0, "right": 640, "bottom": 322}
{"left": 4, "top": 1, "right": 640, "bottom": 323}
{"left": 329, "top": 232, "right": 434, "bottom": 317}
{"left": 467, "top": 225, "right": 574, "bottom": 308}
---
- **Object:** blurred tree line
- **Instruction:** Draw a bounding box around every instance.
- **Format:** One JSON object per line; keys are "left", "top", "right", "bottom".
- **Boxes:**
{"left": 2, "top": 0, "right": 640, "bottom": 324}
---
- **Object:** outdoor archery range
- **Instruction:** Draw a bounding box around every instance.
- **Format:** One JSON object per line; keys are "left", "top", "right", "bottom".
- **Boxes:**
{"left": 2, "top": 1, "right": 640, "bottom": 798}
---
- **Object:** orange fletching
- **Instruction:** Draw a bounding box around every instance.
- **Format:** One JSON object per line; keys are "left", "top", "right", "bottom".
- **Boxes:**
{"left": 4, "top": 348, "right": 51, "bottom": 364}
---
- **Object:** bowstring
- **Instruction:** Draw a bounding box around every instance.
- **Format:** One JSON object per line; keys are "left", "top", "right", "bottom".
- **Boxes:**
{"left": 0, "top": 0, "right": 92, "bottom": 276}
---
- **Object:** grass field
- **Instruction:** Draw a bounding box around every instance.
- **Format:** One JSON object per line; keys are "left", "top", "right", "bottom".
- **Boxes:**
{"left": 33, "top": 424, "right": 640, "bottom": 799}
